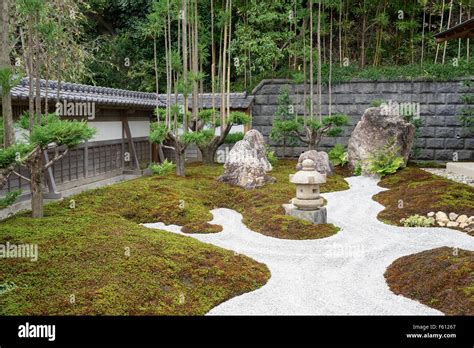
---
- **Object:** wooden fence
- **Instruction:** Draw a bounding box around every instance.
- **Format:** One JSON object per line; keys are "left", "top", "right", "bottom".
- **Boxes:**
{"left": 1, "top": 137, "right": 151, "bottom": 197}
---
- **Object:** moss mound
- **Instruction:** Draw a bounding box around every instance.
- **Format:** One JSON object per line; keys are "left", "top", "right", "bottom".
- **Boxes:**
{"left": 373, "top": 167, "right": 474, "bottom": 234}
{"left": 385, "top": 247, "right": 474, "bottom": 315}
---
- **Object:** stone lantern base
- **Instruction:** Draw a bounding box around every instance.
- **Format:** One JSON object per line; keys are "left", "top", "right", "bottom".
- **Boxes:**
{"left": 282, "top": 203, "right": 327, "bottom": 225}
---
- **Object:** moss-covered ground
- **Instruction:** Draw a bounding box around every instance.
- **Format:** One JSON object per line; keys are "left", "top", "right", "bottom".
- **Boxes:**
{"left": 385, "top": 247, "right": 474, "bottom": 315}
{"left": 373, "top": 167, "right": 474, "bottom": 235}
{"left": 0, "top": 160, "right": 348, "bottom": 315}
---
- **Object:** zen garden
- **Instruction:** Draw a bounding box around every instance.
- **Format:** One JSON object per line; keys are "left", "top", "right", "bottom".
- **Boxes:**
{"left": 0, "top": 0, "right": 474, "bottom": 320}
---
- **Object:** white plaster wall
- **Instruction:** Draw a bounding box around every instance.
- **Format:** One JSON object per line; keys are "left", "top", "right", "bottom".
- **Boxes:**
{"left": 88, "top": 120, "right": 150, "bottom": 141}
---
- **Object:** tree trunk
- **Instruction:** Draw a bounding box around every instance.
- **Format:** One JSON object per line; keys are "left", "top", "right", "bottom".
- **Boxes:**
{"left": 30, "top": 149, "right": 44, "bottom": 218}
{"left": 360, "top": 12, "right": 366, "bottom": 67}
{"left": 200, "top": 142, "right": 219, "bottom": 164}
{"left": 442, "top": 0, "right": 453, "bottom": 64}
{"left": 435, "top": 0, "right": 445, "bottom": 64}
{"left": 317, "top": 1, "right": 322, "bottom": 120}
{"left": 1, "top": 92, "right": 13, "bottom": 147}
{"left": 182, "top": 0, "right": 189, "bottom": 131}
{"left": 175, "top": 145, "right": 186, "bottom": 177}
{"left": 1, "top": 0, "right": 15, "bottom": 147}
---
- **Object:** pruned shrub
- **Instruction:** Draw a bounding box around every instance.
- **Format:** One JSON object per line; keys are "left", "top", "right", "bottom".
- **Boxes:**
{"left": 149, "top": 159, "right": 175, "bottom": 176}
{"left": 400, "top": 215, "right": 435, "bottom": 227}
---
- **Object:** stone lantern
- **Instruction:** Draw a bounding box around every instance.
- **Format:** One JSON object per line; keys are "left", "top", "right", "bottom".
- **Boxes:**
{"left": 283, "top": 159, "right": 327, "bottom": 224}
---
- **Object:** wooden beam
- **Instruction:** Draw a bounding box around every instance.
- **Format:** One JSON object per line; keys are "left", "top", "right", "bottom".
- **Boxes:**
{"left": 122, "top": 116, "right": 140, "bottom": 170}
{"left": 435, "top": 18, "right": 474, "bottom": 43}
{"left": 43, "top": 151, "right": 58, "bottom": 194}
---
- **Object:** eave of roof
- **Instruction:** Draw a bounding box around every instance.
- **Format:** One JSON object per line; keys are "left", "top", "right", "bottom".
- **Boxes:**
{"left": 434, "top": 18, "right": 474, "bottom": 43}
{"left": 158, "top": 92, "right": 253, "bottom": 109}
{"left": 10, "top": 78, "right": 165, "bottom": 109}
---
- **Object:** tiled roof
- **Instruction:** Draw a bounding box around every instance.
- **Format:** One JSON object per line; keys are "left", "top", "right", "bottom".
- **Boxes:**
{"left": 11, "top": 78, "right": 165, "bottom": 108}
{"left": 158, "top": 92, "right": 253, "bottom": 109}
{"left": 9, "top": 78, "right": 253, "bottom": 110}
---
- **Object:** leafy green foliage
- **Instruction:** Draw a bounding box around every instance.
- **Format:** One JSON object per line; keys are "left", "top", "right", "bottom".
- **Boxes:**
{"left": 400, "top": 214, "right": 435, "bottom": 227}
{"left": 457, "top": 93, "right": 474, "bottom": 133}
{"left": 371, "top": 99, "right": 385, "bottom": 107}
{"left": 367, "top": 140, "right": 405, "bottom": 177}
{"left": 181, "top": 130, "right": 214, "bottom": 146}
{"left": 149, "top": 159, "right": 175, "bottom": 176}
{"left": 328, "top": 144, "right": 348, "bottom": 167}
{"left": 0, "top": 190, "right": 22, "bottom": 209}
{"left": 228, "top": 111, "right": 251, "bottom": 125}
{"left": 149, "top": 122, "right": 169, "bottom": 144}
{"left": 0, "top": 143, "right": 34, "bottom": 168}
{"left": 266, "top": 149, "right": 278, "bottom": 166}
{"left": 0, "top": 68, "right": 22, "bottom": 95}
{"left": 24, "top": 114, "right": 95, "bottom": 148}
{"left": 353, "top": 162, "right": 362, "bottom": 176}
{"left": 401, "top": 113, "right": 423, "bottom": 159}
{"left": 269, "top": 88, "right": 299, "bottom": 149}
{"left": 269, "top": 118, "right": 299, "bottom": 142}
{"left": 198, "top": 109, "right": 219, "bottom": 124}
{"left": 224, "top": 132, "right": 244, "bottom": 144}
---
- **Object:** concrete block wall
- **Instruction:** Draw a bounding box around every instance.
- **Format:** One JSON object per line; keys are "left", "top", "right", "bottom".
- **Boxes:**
{"left": 252, "top": 78, "right": 474, "bottom": 161}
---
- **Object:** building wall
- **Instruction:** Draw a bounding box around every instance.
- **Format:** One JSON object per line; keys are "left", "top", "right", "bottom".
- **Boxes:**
{"left": 252, "top": 79, "right": 474, "bottom": 161}
{"left": 89, "top": 119, "right": 151, "bottom": 141}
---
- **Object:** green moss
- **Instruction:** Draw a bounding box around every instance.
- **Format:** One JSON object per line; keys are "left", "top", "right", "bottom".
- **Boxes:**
{"left": 181, "top": 222, "right": 223, "bottom": 234}
{"left": 374, "top": 167, "right": 474, "bottom": 234}
{"left": 0, "top": 160, "right": 348, "bottom": 315}
{"left": 385, "top": 247, "right": 474, "bottom": 315}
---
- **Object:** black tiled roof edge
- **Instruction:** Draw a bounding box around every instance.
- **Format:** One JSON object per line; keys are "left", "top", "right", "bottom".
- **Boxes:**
{"left": 158, "top": 92, "right": 253, "bottom": 109}
{"left": 10, "top": 78, "right": 165, "bottom": 108}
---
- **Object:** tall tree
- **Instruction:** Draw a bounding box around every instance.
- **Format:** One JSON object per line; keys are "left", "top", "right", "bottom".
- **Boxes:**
{"left": 0, "top": 0, "right": 15, "bottom": 147}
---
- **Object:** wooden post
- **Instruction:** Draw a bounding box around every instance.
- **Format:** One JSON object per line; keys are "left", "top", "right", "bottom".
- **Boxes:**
{"left": 43, "top": 151, "right": 59, "bottom": 194}
{"left": 244, "top": 108, "right": 252, "bottom": 133}
{"left": 122, "top": 115, "right": 140, "bottom": 170}
{"left": 84, "top": 141, "right": 89, "bottom": 178}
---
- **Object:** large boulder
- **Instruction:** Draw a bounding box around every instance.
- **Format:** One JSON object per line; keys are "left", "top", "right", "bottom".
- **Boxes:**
{"left": 218, "top": 129, "right": 275, "bottom": 189}
{"left": 296, "top": 150, "right": 333, "bottom": 175}
{"left": 348, "top": 107, "right": 415, "bottom": 170}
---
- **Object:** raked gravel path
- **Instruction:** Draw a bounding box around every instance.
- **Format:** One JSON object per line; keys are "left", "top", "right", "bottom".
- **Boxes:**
{"left": 143, "top": 176, "right": 474, "bottom": 315}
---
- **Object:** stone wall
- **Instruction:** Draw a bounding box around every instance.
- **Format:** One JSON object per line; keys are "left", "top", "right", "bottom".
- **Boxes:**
{"left": 252, "top": 78, "right": 474, "bottom": 161}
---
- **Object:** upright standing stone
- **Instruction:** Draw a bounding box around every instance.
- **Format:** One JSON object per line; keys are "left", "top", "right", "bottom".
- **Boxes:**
{"left": 218, "top": 129, "right": 275, "bottom": 189}
{"left": 348, "top": 107, "right": 415, "bottom": 171}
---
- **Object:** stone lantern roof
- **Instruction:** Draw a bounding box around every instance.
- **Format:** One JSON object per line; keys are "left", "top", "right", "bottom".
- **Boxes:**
{"left": 289, "top": 159, "right": 326, "bottom": 185}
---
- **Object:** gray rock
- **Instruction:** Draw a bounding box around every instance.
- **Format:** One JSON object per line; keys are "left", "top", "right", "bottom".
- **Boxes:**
{"left": 347, "top": 107, "right": 416, "bottom": 171}
{"left": 218, "top": 129, "right": 275, "bottom": 189}
{"left": 449, "top": 212, "right": 459, "bottom": 221}
{"left": 296, "top": 150, "right": 333, "bottom": 175}
{"left": 435, "top": 211, "right": 449, "bottom": 222}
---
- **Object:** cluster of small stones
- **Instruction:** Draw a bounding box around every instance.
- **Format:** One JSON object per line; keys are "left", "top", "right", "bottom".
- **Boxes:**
{"left": 427, "top": 211, "right": 474, "bottom": 233}
{"left": 422, "top": 168, "right": 474, "bottom": 187}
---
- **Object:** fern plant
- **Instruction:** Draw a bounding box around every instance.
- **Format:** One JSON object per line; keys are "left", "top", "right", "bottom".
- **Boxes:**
{"left": 367, "top": 139, "right": 404, "bottom": 177}
{"left": 328, "top": 144, "right": 348, "bottom": 166}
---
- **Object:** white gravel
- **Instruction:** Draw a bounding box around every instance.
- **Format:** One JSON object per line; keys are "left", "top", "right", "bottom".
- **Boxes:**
{"left": 421, "top": 168, "right": 474, "bottom": 187}
{"left": 143, "top": 175, "right": 474, "bottom": 315}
